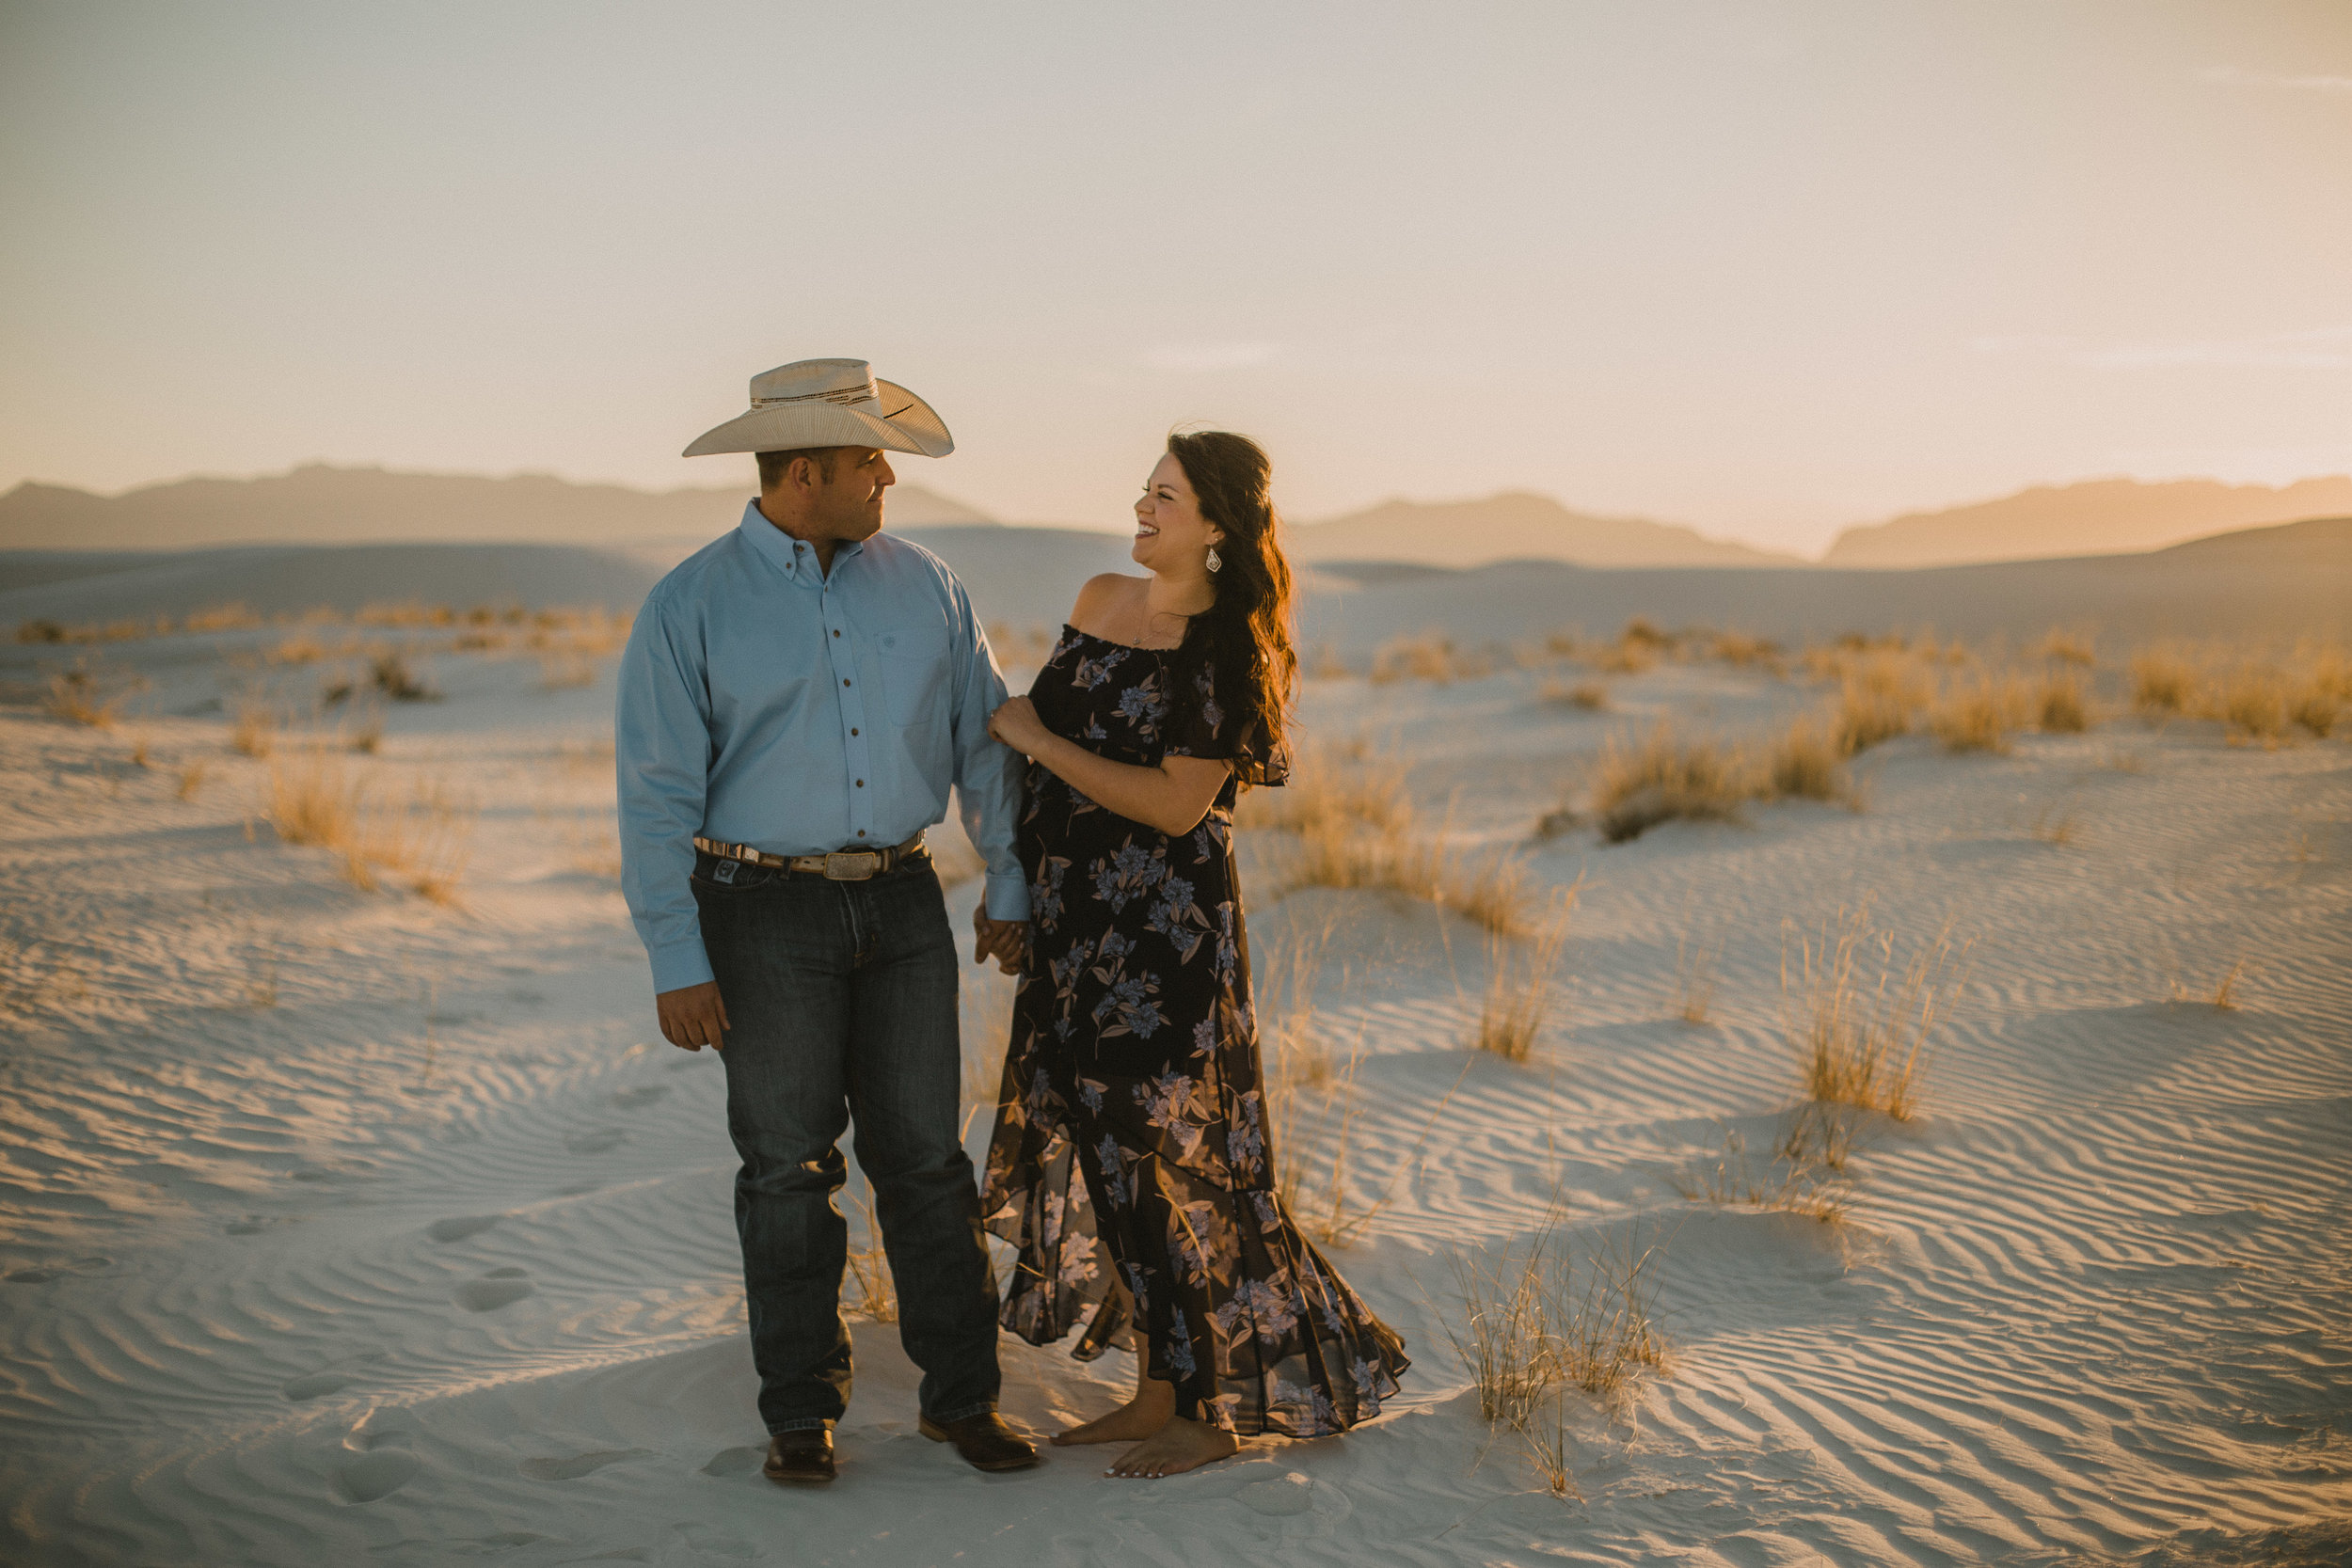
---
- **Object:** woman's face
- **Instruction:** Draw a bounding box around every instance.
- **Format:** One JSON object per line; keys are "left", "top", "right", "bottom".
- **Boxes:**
{"left": 1132, "top": 453, "right": 1224, "bottom": 574}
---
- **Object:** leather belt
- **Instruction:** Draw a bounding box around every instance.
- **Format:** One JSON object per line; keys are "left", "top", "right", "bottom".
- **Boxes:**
{"left": 692, "top": 831, "right": 928, "bottom": 881}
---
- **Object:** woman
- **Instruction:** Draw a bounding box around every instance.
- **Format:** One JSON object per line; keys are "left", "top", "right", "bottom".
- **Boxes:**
{"left": 982, "top": 431, "right": 1408, "bottom": 1480}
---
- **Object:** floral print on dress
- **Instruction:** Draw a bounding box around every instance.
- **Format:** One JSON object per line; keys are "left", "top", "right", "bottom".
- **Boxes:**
{"left": 980, "top": 625, "right": 1407, "bottom": 1438}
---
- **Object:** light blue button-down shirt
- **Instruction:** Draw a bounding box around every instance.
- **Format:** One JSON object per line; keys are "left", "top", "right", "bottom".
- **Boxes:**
{"left": 616, "top": 499, "right": 1030, "bottom": 993}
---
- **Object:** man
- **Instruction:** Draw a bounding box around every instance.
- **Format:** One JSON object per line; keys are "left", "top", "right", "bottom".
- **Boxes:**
{"left": 616, "top": 357, "right": 1038, "bottom": 1484}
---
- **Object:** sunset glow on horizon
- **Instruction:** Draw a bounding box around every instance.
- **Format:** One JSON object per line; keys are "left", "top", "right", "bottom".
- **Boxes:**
{"left": 3, "top": 1, "right": 2347, "bottom": 554}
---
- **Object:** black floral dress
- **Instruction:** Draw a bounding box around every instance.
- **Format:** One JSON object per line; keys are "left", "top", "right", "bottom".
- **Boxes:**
{"left": 980, "top": 625, "right": 1408, "bottom": 1437}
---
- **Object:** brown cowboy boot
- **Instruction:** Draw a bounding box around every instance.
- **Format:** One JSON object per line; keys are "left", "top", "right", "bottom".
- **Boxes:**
{"left": 763, "top": 1428, "right": 836, "bottom": 1485}
{"left": 917, "top": 1412, "right": 1041, "bottom": 1472}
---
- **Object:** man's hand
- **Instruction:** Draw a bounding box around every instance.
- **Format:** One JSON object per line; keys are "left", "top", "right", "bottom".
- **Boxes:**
{"left": 971, "top": 905, "right": 1027, "bottom": 975}
{"left": 657, "top": 980, "right": 731, "bottom": 1052}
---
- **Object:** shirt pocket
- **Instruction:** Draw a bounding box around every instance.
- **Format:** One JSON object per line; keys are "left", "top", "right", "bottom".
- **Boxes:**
{"left": 878, "top": 625, "right": 952, "bottom": 726}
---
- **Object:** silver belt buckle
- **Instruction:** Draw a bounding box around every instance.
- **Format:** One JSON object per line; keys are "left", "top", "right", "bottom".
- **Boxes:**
{"left": 823, "top": 850, "right": 881, "bottom": 881}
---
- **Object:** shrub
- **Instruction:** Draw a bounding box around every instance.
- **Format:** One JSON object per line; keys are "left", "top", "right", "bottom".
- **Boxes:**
{"left": 2035, "top": 672, "right": 2090, "bottom": 733}
{"left": 2131, "top": 648, "right": 2195, "bottom": 714}
{"left": 2217, "top": 666, "right": 2288, "bottom": 741}
{"left": 1783, "top": 906, "right": 1966, "bottom": 1121}
{"left": 1592, "top": 725, "right": 1751, "bottom": 843}
{"left": 1930, "top": 673, "right": 2025, "bottom": 753}
{"left": 1834, "top": 653, "right": 1929, "bottom": 755}
{"left": 1539, "top": 678, "right": 1609, "bottom": 711}
{"left": 1762, "top": 712, "right": 1844, "bottom": 801}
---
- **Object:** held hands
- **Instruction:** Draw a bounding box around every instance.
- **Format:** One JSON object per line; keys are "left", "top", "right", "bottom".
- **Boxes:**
{"left": 972, "top": 904, "right": 1027, "bottom": 974}
{"left": 656, "top": 980, "right": 729, "bottom": 1052}
{"left": 987, "top": 695, "right": 1050, "bottom": 756}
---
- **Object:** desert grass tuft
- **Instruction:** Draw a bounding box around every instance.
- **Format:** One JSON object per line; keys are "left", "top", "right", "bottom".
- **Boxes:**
{"left": 2131, "top": 647, "right": 2196, "bottom": 715}
{"left": 1674, "top": 927, "right": 1718, "bottom": 1025}
{"left": 1591, "top": 724, "right": 1751, "bottom": 843}
{"left": 1444, "top": 1202, "right": 1669, "bottom": 1497}
{"left": 1929, "top": 673, "right": 2025, "bottom": 753}
{"left": 2215, "top": 665, "right": 2288, "bottom": 742}
{"left": 2034, "top": 671, "right": 2091, "bottom": 733}
{"left": 842, "top": 1185, "right": 897, "bottom": 1322}
{"left": 371, "top": 652, "right": 438, "bottom": 703}
{"left": 1761, "top": 711, "right": 1845, "bottom": 801}
{"left": 1539, "top": 677, "right": 1610, "bottom": 711}
{"left": 1834, "top": 652, "right": 1930, "bottom": 755}
{"left": 2034, "top": 628, "right": 2097, "bottom": 666}
{"left": 1472, "top": 889, "right": 1577, "bottom": 1062}
{"left": 175, "top": 759, "right": 209, "bottom": 800}
{"left": 40, "top": 664, "right": 123, "bottom": 727}
{"left": 1783, "top": 906, "right": 1966, "bottom": 1121}
{"left": 1676, "top": 1102, "right": 1863, "bottom": 1225}
{"left": 231, "top": 701, "right": 278, "bottom": 757}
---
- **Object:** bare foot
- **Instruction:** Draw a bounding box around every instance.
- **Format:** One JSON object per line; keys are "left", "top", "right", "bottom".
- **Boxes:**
{"left": 1053, "top": 1381, "right": 1173, "bottom": 1446}
{"left": 1104, "top": 1416, "right": 1240, "bottom": 1479}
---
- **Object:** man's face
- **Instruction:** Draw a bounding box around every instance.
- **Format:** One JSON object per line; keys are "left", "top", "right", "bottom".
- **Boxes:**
{"left": 811, "top": 447, "right": 894, "bottom": 543}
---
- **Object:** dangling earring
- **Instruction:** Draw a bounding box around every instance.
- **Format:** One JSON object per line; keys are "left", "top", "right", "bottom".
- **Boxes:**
{"left": 1206, "top": 545, "right": 1223, "bottom": 574}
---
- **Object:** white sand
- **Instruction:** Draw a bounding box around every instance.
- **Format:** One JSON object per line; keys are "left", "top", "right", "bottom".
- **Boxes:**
{"left": 3, "top": 632, "right": 2348, "bottom": 1567}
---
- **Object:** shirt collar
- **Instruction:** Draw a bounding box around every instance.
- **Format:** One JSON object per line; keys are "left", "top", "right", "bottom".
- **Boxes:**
{"left": 735, "top": 499, "right": 866, "bottom": 583}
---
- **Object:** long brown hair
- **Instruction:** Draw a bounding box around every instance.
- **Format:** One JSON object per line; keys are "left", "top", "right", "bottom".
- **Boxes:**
{"left": 1167, "top": 430, "right": 1296, "bottom": 772}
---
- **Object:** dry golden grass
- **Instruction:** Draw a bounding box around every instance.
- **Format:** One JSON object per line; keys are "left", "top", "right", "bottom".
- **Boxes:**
{"left": 1676, "top": 1102, "right": 1863, "bottom": 1225}
{"left": 349, "top": 716, "right": 383, "bottom": 754}
{"left": 371, "top": 652, "right": 437, "bottom": 702}
{"left": 1591, "top": 724, "right": 1752, "bottom": 843}
{"left": 184, "top": 603, "right": 262, "bottom": 634}
{"left": 1762, "top": 711, "right": 1845, "bottom": 801}
{"left": 957, "top": 966, "right": 1016, "bottom": 1143}
{"left": 175, "top": 759, "right": 209, "bottom": 801}
{"left": 1706, "top": 630, "right": 1782, "bottom": 670}
{"left": 267, "top": 749, "right": 474, "bottom": 899}
{"left": 40, "top": 665, "right": 121, "bottom": 727}
{"left": 1674, "top": 926, "right": 1718, "bottom": 1025}
{"left": 1238, "top": 741, "right": 1410, "bottom": 838}
{"left": 1539, "top": 678, "right": 1610, "bottom": 711}
{"left": 1472, "top": 890, "right": 1577, "bottom": 1062}
{"left": 2131, "top": 647, "right": 2196, "bottom": 715}
{"left": 2214, "top": 664, "right": 2288, "bottom": 742}
{"left": 1783, "top": 906, "right": 1966, "bottom": 1121}
{"left": 1834, "top": 652, "right": 1930, "bottom": 755}
{"left": 1444, "top": 1201, "right": 1668, "bottom": 1495}
{"left": 2289, "top": 683, "right": 2339, "bottom": 739}
{"left": 842, "top": 1186, "right": 898, "bottom": 1323}
{"left": 2027, "top": 797, "right": 2082, "bottom": 846}
{"left": 1929, "top": 673, "right": 2026, "bottom": 753}
{"left": 267, "top": 751, "right": 361, "bottom": 849}
{"left": 2035, "top": 671, "right": 2091, "bottom": 733}
{"left": 231, "top": 702, "right": 278, "bottom": 757}
{"left": 1591, "top": 639, "right": 1656, "bottom": 675}
{"left": 2034, "top": 629, "right": 2097, "bottom": 666}
{"left": 1370, "top": 630, "right": 1492, "bottom": 684}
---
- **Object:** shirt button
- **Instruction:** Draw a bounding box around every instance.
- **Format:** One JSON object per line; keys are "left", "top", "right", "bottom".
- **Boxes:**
{"left": 855, "top": 779, "right": 864, "bottom": 787}
{"left": 856, "top": 829, "right": 866, "bottom": 838}
{"left": 843, "top": 678, "right": 851, "bottom": 687}
{"left": 850, "top": 727, "right": 859, "bottom": 736}
{"left": 832, "top": 629, "right": 840, "bottom": 638}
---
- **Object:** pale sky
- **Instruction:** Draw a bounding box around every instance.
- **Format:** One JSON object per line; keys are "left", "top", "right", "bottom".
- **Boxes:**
{"left": 3, "top": 1, "right": 2347, "bottom": 555}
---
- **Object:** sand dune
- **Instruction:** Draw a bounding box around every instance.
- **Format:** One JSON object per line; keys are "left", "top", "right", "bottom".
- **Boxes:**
{"left": 1821, "top": 476, "right": 2352, "bottom": 569}
{"left": 2, "top": 601, "right": 2346, "bottom": 1565}
{"left": 0, "top": 464, "right": 993, "bottom": 551}
{"left": 1286, "top": 492, "right": 1802, "bottom": 570}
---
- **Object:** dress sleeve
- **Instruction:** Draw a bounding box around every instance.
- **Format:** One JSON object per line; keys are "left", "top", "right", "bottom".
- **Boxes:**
{"left": 1162, "top": 641, "right": 1290, "bottom": 787}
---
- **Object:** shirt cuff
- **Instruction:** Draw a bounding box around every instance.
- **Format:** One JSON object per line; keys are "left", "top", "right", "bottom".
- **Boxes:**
{"left": 648, "top": 938, "right": 715, "bottom": 994}
{"left": 983, "top": 871, "right": 1032, "bottom": 922}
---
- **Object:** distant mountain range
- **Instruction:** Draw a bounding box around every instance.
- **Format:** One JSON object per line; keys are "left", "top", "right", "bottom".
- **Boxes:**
{"left": 1286, "top": 492, "right": 1799, "bottom": 568}
{"left": 1820, "top": 476, "right": 2352, "bottom": 567}
{"left": 0, "top": 463, "right": 994, "bottom": 550}
{"left": 5, "top": 462, "right": 2350, "bottom": 574}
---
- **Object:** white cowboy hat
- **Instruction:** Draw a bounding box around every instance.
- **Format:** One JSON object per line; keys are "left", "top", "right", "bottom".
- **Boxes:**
{"left": 681, "top": 357, "right": 954, "bottom": 459}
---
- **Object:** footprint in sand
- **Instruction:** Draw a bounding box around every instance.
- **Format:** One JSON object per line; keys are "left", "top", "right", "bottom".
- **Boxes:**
{"left": 610, "top": 1085, "right": 670, "bottom": 1109}
{"left": 565, "top": 1129, "right": 627, "bottom": 1155}
{"left": 518, "top": 1448, "right": 648, "bottom": 1481}
{"left": 426, "top": 1214, "right": 503, "bottom": 1243}
{"left": 453, "top": 1267, "right": 534, "bottom": 1311}
{"left": 698, "top": 1445, "right": 766, "bottom": 1477}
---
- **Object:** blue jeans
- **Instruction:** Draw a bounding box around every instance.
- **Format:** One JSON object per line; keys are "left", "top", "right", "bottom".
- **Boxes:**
{"left": 691, "top": 849, "right": 1001, "bottom": 1433}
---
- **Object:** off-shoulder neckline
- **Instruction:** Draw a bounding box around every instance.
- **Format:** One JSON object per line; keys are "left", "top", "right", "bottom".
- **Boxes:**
{"left": 1061, "top": 621, "right": 1186, "bottom": 655}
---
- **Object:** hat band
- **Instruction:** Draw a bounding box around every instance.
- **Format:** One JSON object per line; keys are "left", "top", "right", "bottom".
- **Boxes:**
{"left": 752, "top": 381, "right": 879, "bottom": 410}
